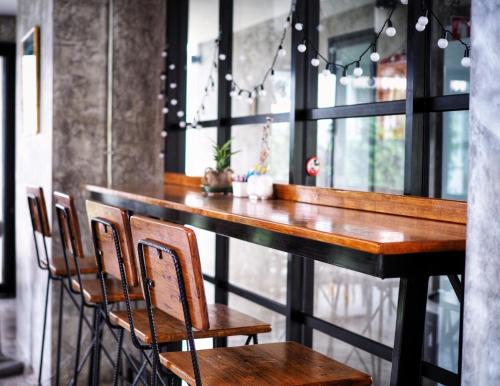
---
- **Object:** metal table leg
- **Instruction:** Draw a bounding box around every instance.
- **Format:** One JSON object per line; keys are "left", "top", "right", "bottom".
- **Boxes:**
{"left": 390, "top": 275, "right": 429, "bottom": 386}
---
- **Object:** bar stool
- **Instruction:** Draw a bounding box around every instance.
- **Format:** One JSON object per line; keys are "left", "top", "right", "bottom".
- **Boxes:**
{"left": 86, "top": 201, "right": 272, "bottom": 385}
{"left": 127, "top": 215, "right": 373, "bottom": 386}
{"left": 54, "top": 193, "right": 147, "bottom": 386}
{"left": 27, "top": 187, "right": 97, "bottom": 386}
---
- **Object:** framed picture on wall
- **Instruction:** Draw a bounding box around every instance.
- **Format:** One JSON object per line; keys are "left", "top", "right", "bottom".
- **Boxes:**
{"left": 21, "top": 26, "right": 40, "bottom": 134}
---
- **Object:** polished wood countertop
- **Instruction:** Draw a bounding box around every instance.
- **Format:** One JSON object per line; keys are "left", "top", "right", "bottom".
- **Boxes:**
{"left": 86, "top": 181, "right": 466, "bottom": 256}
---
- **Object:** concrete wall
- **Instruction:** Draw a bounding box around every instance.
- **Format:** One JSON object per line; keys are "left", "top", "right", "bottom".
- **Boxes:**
{"left": 15, "top": 0, "right": 165, "bottom": 383}
{"left": 0, "top": 16, "right": 16, "bottom": 41}
{"left": 462, "top": 1, "right": 500, "bottom": 385}
{"left": 15, "top": 0, "right": 54, "bottom": 382}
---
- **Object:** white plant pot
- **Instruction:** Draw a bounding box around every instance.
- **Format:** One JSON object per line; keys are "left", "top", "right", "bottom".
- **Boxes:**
{"left": 247, "top": 175, "right": 273, "bottom": 200}
{"left": 232, "top": 181, "right": 248, "bottom": 197}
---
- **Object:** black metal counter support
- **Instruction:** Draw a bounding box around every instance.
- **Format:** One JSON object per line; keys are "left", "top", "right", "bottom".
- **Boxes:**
{"left": 89, "top": 190, "right": 464, "bottom": 386}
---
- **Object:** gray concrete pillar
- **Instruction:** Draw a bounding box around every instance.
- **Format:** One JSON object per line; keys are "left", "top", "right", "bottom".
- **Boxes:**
{"left": 462, "top": 1, "right": 500, "bottom": 385}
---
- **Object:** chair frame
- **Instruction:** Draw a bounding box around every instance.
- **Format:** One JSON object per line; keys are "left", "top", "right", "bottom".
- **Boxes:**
{"left": 27, "top": 192, "right": 65, "bottom": 386}
{"left": 55, "top": 201, "right": 147, "bottom": 386}
{"left": 88, "top": 215, "right": 167, "bottom": 386}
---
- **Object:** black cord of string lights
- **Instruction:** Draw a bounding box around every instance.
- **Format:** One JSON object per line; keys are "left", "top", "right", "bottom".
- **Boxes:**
{"left": 162, "top": 0, "right": 471, "bottom": 132}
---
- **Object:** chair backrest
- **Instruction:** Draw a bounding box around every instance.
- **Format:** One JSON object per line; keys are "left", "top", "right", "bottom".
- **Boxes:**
{"left": 130, "top": 215, "right": 210, "bottom": 331}
{"left": 53, "top": 192, "right": 85, "bottom": 259}
{"left": 27, "top": 186, "right": 51, "bottom": 237}
{"left": 86, "top": 200, "right": 138, "bottom": 286}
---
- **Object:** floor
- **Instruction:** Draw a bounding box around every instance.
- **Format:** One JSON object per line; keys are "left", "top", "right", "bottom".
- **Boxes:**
{"left": 0, "top": 298, "right": 37, "bottom": 386}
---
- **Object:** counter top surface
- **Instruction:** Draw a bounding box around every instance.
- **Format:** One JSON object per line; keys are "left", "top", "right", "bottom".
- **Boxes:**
{"left": 86, "top": 184, "right": 466, "bottom": 255}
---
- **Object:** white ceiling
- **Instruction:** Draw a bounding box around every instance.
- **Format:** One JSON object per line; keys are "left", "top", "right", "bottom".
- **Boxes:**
{"left": 0, "top": 0, "right": 17, "bottom": 15}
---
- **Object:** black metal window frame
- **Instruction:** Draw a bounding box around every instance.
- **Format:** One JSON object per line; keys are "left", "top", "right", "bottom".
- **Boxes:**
{"left": 164, "top": 1, "right": 469, "bottom": 385}
{"left": 0, "top": 42, "right": 16, "bottom": 297}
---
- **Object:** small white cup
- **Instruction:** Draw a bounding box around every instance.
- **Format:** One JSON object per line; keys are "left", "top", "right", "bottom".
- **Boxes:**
{"left": 232, "top": 181, "right": 248, "bottom": 197}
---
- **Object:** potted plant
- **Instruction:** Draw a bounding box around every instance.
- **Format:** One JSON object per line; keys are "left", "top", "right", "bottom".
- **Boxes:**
{"left": 202, "top": 139, "right": 238, "bottom": 194}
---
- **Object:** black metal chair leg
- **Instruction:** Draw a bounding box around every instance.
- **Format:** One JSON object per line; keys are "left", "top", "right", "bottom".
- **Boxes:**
{"left": 91, "top": 306, "right": 103, "bottom": 386}
{"left": 55, "top": 279, "right": 64, "bottom": 386}
{"left": 113, "top": 329, "right": 124, "bottom": 386}
{"left": 38, "top": 274, "right": 50, "bottom": 386}
{"left": 87, "top": 307, "right": 97, "bottom": 386}
{"left": 71, "top": 301, "right": 85, "bottom": 386}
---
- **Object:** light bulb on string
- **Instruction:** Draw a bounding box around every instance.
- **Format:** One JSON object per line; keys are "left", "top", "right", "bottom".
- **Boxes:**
{"left": 157, "top": 92, "right": 164, "bottom": 100}
{"left": 225, "top": 73, "right": 233, "bottom": 81}
{"left": 370, "top": 46, "right": 380, "bottom": 62}
{"left": 237, "top": 90, "right": 243, "bottom": 100}
{"left": 159, "top": 152, "right": 165, "bottom": 159}
{"left": 168, "top": 63, "right": 175, "bottom": 70}
{"left": 162, "top": 107, "right": 169, "bottom": 114}
{"left": 278, "top": 45, "right": 287, "bottom": 57}
{"left": 400, "top": 0, "right": 408, "bottom": 4}
{"left": 229, "top": 87, "right": 237, "bottom": 98}
{"left": 353, "top": 62, "right": 363, "bottom": 77}
{"left": 339, "top": 68, "right": 349, "bottom": 86}
{"left": 297, "top": 40, "right": 307, "bottom": 53}
{"left": 294, "top": 22, "right": 303, "bottom": 31}
{"left": 219, "top": 53, "right": 226, "bottom": 61}
{"left": 415, "top": 22, "right": 426, "bottom": 32}
{"left": 283, "top": 16, "right": 291, "bottom": 29}
{"left": 418, "top": 15, "right": 429, "bottom": 26}
{"left": 247, "top": 93, "right": 253, "bottom": 105}
{"left": 437, "top": 32, "right": 449, "bottom": 49}
{"left": 170, "top": 98, "right": 178, "bottom": 106}
{"left": 160, "top": 73, "right": 166, "bottom": 80}
{"left": 311, "top": 56, "right": 320, "bottom": 67}
{"left": 177, "top": 110, "right": 185, "bottom": 118}
{"left": 258, "top": 85, "right": 267, "bottom": 97}
{"left": 385, "top": 20, "right": 396, "bottom": 37}
{"left": 161, "top": 130, "right": 167, "bottom": 138}
{"left": 321, "top": 63, "right": 331, "bottom": 76}
{"left": 161, "top": 50, "right": 167, "bottom": 58}
{"left": 461, "top": 48, "right": 471, "bottom": 68}
{"left": 179, "top": 121, "right": 186, "bottom": 128}
{"left": 169, "top": 83, "right": 177, "bottom": 89}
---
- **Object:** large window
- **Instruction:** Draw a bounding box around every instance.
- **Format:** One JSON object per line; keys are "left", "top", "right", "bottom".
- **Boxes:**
{"left": 167, "top": 1, "right": 471, "bottom": 385}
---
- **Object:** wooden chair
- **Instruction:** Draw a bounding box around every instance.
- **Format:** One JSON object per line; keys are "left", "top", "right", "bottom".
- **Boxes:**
{"left": 27, "top": 186, "right": 65, "bottom": 386}
{"left": 54, "top": 192, "right": 145, "bottom": 386}
{"left": 128, "top": 215, "right": 373, "bottom": 386}
{"left": 85, "top": 201, "right": 271, "bottom": 385}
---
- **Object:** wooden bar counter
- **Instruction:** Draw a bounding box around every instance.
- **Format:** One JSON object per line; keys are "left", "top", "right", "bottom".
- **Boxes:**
{"left": 87, "top": 173, "right": 467, "bottom": 386}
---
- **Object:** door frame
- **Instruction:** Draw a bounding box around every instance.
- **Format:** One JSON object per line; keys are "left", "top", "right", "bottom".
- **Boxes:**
{"left": 0, "top": 42, "right": 16, "bottom": 297}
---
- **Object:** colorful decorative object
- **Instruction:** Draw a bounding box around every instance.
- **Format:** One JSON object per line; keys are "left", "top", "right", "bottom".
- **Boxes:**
{"left": 306, "top": 156, "right": 320, "bottom": 177}
{"left": 202, "top": 139, "right": 238, "bottom": 194}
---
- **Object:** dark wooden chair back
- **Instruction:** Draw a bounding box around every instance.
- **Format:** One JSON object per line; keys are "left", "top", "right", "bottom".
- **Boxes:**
{"left": 53, "top": 192, "right": 85, "bottom": 259}
{"left": 86, "top": 200, "right": 138, "bottom": 286}
{"left": 130, "top": 215, "right": 210, "bottom": 331}
{"left": 27, "top": 186, "right": 51, "bottom": 237}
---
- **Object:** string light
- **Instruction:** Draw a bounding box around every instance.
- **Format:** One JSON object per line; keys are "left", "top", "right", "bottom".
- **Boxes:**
{"left": 161, "top": 130, "right": 167, "bottom": 138}
{"left": 400, "top": 0, "right": 408, "bottom": 4}
{"left": 169, "top": 83, "right": 177, "bottom": 89}
{"left": 353, "top": 62, "right": 363, "bottom": 77}
{"left": 177, "top": 110, "right": 184, "bottom": 118}
{"left": 179, "top": 121, "right": 186, "bottom": 128}
{"left": 294, "top": 22, "right": 303, "bottom": 31}
{"left": 321, "top": 64, "right": 330, "bottom": 77}
{"left": 297, "top": 40, "right": 307, "bottom": 53}
{"left": 415, "top": 6, "right": 471, "bottom": 67}
{"left": 225, "top": 73, "right": 233, "bottom": 81}
{"left": 385, "top": 20, "right": 396, "bottom": 37}
{"left": 311, "top": 56, "right": 320, "bottom": 67}
{"left": 162, "top": 107, "right": 169, "bottom": 114}
{"left": 168, "top": 63, "right": 175, "bottom": 70}
{"left": 278, "top": 45, "right": 287, "bottom": 57}
{"left": 219, "top": 53, "right": 226, "bottom": 61}
{"left": 437, "top": 31, "right": 448, "bottom": 49}
{"left": 339, "top": 69, "right": 349, "bottom": 86}
{"left": 370, "top": 46, "right": 380, "bottom": 62}
{"left": 258, "top": 85, "right": 267, "bottom": 97}
{"left": 170, "top": 98, "right": 178, "bottom": 106}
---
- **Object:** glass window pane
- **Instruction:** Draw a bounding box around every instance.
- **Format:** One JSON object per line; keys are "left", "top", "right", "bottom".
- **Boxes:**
{"left": 318, "top": 0, "right": 407, "bottom": 108}
{"left": 313, "top": 330, "right": 392, "bottom": 386}
{"left": 231, "top": 0, "right": 291, "bottom": 116}
{"left": 185, "top": 127, "right": 217, "bottom": 176}
{"left": 423, "top": 276, "right": 461, "bottom": 373}
{"left": 228, "top": 293, "right": 285, "bottom": 345}
{"left": 430, "top": 0, "right": 471, "bottom": 96}
{"left": 314, "top": 261, "right": 399, "bottom": 347}
{"left": 229, "top": 239, "right": 287, "bottom": 304}
{"left": 440, "top": 111, "right": 469, "bottom": 200}
{"left": 187, "top": 226, "right": 215, "bottom": 277}
{"left": 316, "top": 116, "right": 405, "bottom": 193}
{"left": 231, "top": 122, "right": 290, "bottom": 183}
{"left": 187, "top": 0, "right": 219, "bottom": 121}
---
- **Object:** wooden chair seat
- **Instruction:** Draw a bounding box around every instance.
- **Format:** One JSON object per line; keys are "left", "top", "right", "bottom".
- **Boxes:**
{"left": 109, "top": 303, "right": 271, "bottom": 344}
{"left": 45, "top": 256, "right": 98, "bottom": 277}
{"left": 71, "top": 278, "right": 143, "bottom": 304}
{"left": 160, "top": 341, "right": 372, "bottom": 386}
